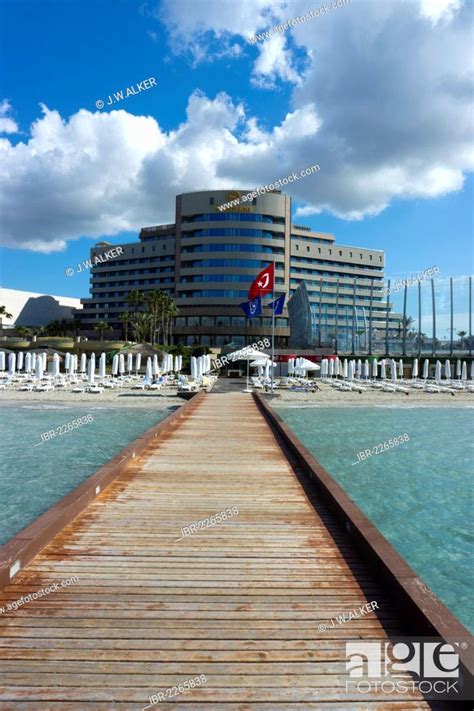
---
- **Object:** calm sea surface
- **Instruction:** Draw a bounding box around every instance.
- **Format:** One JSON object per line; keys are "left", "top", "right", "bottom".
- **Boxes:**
{"left": 0, "top": 403, "right": 174, "bottom": 546}
{"left": 276, "top": 405, "right": 474, "bottom": 633}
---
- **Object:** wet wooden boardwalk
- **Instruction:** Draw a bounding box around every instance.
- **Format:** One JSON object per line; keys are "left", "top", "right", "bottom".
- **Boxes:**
{"left": 0, "top": 392, "right": 432, "bottom": 709}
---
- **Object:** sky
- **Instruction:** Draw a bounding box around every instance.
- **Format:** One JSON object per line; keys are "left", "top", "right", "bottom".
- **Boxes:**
{"left": 0, "top": 0, "right": 473, "bottom": 324}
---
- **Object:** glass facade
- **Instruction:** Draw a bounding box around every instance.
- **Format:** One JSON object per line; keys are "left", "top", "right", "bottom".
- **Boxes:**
{"left": 183, "top": 212, "right": 283, "bottom": 224}
{"left": 186, "top": 228, "right": 281, "bottom": 238}
{"left": 185, "top": 258, "right": 274, "bottom": 269}
{"left": 181, "top": 243, "right": 284, "bottom": 254}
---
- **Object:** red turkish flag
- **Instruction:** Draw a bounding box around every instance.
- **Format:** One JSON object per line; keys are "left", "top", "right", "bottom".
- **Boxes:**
{"left": 248, "top": 263, "right": 274, "bottom": 300}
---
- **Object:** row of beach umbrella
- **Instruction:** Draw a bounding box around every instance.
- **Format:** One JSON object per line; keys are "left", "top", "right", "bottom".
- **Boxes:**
{"left": 0, "top": 351, "right": 183, "bottom": 379}
{"left": 319, "top": 357, "right": 473, "bottom": 381}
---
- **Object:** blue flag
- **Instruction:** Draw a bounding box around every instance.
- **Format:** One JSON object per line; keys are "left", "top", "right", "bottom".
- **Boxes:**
{"left": 268, "top": 293, "right": 286, "bottom": 315}
{"left": 240, "top": 295, "right": 262, "bottom": 319}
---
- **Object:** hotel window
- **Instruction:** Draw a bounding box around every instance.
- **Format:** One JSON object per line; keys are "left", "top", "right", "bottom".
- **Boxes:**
{"left": 307, "top": 246, "right": 310, "bottom": 252}
{"left": 318, "top": 247, "right": 321, "bottom": 253}
{"left": 369, "top": 255, "right": 373, "bottom": 260}
{"left": 216, "top": 316, "right": 230, "bottom": 326}
{"left": 296, "top": 245, "right": 299, "bottom": 250}
{"left": 209, "top": 197, "right": 215, "bottom": 205}
{"left": 350, "top": 252, "right": 353, "bottom": 257}
{"left": 339, "top": 250, "right": 342, "bottom": 256}
{"left": 360, "top": 253, "right": 363, "bottom": 258}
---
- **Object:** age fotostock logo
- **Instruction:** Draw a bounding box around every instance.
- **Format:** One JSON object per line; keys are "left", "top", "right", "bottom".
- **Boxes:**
{"left": 345, "top": 640, "right": 470, "bottom": 700}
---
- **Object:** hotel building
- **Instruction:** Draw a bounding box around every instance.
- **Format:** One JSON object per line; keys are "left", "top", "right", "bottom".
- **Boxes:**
{"left": 77, "top": 190, "right": 402, "bottom": 348}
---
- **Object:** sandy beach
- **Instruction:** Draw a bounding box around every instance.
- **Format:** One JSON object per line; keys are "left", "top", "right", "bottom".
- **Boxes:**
{"left": 266, "top": 382, "right": 474, "bottom": 407}
{"left": 2, "top": 379, "right": 472, "bottom": 408}
{"left": 0, "top": 387, "right": 184, "bottom": 409}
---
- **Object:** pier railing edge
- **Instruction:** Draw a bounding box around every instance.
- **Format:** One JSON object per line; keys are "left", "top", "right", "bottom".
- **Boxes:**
{"left": 253, "top": 391, "right": 474, "bottom": 677}
{"left": 0, "top": 390, "right": 207, "bottom": 591}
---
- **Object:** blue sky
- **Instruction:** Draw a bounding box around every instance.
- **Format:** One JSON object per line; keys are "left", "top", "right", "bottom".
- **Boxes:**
{"left": 1, "top": 0, "right": 473, "bottom": 308}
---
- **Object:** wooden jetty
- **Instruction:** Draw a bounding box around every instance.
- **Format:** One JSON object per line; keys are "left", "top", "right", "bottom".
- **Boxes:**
{"left": 0, "top": 391, "right": 469, "bottom": 708}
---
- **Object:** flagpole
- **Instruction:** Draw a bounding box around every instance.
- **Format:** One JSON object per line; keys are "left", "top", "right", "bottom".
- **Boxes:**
{"left": 271, "top": 256, "right": 275, "bottom": 392}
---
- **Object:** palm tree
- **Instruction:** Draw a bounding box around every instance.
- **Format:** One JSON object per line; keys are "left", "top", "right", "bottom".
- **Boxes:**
{"left": 44, "top": 319, "right": 76, "bottom": 337}
{"left": 119, "top": 312, "right": 131, "bottom": 341}
{"left": 131, "top": 312, "right": 152, "bottom": 344}
{"left": 145, "top": 290, "right": 164, "bottom": 346}
{"left": 165, "top": 300, "right": 179, "bottom": 345}
{"left": 457, "top": 330, "right": 467, "bottom": 348}
{"left": 0, "top": 305, "right": 13, "bottom": 323}
{"left": 15, "top": 326, "right": 31, "bottom": 339}
{"left": 128, "top": 290, "right": 143, "bottom": 314}
{"left": 94, "top": 321, "right": 112, "bottom": 341}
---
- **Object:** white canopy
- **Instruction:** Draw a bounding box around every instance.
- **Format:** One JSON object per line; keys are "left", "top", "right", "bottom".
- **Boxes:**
{"left": 251, "top": 358, "right": 276, "bottom": 367}
{"left": 296, "top": 358, "right": 320, "bottom": 372}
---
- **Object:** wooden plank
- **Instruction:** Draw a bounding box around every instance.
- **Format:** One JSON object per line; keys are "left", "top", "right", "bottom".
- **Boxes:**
{"left": 0, "top": 393, "right": 431, "bottom": 708}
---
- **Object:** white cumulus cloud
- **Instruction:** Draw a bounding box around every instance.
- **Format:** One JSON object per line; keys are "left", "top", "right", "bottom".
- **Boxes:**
{"left": 0, "top": 99, "right": 19, "bottom": 134}
{"left": 1, "top": 0, "right": 473, "bottom": 252}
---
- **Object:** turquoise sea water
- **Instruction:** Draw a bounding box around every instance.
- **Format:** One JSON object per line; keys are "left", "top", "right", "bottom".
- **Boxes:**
{"left": 276, "top": 405, "right": 474, "bottom": 633}
{"left": 0, "top": 403, "right": 175, "bottom": 546}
